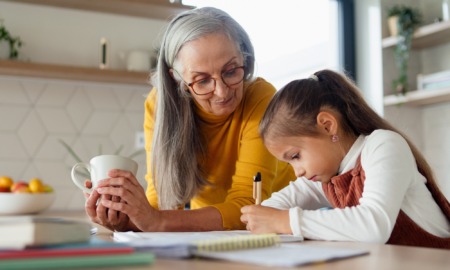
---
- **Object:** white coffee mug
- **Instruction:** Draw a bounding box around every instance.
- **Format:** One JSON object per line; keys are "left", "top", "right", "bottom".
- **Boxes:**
{"left": 71, "top": 155, "right": 138, "bottom": 193}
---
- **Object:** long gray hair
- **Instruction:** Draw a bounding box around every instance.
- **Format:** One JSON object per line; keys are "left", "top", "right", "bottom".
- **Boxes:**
{"left": 150, "top": 7, "right": 255, "bottom": 210}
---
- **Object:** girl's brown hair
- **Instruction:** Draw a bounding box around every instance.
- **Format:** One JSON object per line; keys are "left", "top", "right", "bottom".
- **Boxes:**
{"left": 260, "top": 69, "right": 443, "bottom": 198}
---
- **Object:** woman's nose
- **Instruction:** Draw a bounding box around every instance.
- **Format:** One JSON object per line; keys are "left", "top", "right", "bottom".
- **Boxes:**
{"left": 213, "top": 79, "right": 229, "bottom": 98}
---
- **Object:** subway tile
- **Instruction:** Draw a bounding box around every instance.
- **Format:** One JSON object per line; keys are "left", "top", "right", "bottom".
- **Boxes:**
{"left": 0, "top": 78, "right": 31, "bottom": 105}
{"left": 34, "top": 134, "right": 76, "bottom": 160}
{"left": 84, "top": 84, "right": 121, "bottom": 110}
{"left": 0, "top": 159, "right": 29, "bottom": 180}
{"left": 0, "top": 105, "right": 30, "bottom": 131}
{"left": 17, "top": 111, "right": 47, "bottom": 156}
{"left": 0, "top": 133, "right": 29, "bottom": 159}
{"left": 112, "top": 87, "right": 135, "bottom": 109}
{"left": 36, "top": 107, "right": 77, "bottom": 133}
{"left": 81, "top": 111, "right": 120, "bottom": 135}
{"left": 0, "top": 78, "right": 150, "bottom": 211}
{"left": 78, "top": 135, "right": 116, "bottom": 158}
{"left": 109, "top": 115, "right": 136, "bottom": 153}
{"left": 125, "top": 88, "right": 150, "bottom": 111}
{"left": 20, "top": 79, "right": 47, "bottom": 103}
{"left": 66, "top": 90, "right": 93, "bottom": 132}
{"left": 35, "top": 82, "right": 76, "bottom": 107}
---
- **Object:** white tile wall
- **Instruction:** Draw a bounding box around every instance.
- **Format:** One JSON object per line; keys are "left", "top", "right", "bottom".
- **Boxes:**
{"left": 385, "top": 103, "right": 450, "bottom": 200}
{"left": 0, "top": 75, "right": 150, "bottom": 210}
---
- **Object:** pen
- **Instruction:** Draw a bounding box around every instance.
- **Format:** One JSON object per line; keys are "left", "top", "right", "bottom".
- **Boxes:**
{"left": 253, "top": 172, "right": 262, "bottom": 205}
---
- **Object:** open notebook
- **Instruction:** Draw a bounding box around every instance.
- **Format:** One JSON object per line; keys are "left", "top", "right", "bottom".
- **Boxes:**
{"left": 113, "top": 230, "right": 368, "bottom": 266}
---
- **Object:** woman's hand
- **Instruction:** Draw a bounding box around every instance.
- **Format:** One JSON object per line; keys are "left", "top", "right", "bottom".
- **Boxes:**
{"left": 84, "top": 180, "right": 130, "bottom": 232}
{"left": 94, "top": 169, "right": 161, "bottom": 232}
{"left": 240, "top": 205, "right": 292, "bottom": 234}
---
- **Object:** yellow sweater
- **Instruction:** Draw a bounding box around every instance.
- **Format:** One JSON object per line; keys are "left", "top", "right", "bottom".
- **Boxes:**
{"left": 144, "top": 78, "right": 295, "bottom": 229}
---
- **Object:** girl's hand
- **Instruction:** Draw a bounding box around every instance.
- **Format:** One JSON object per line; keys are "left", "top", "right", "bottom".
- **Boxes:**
{"left": 94, "top": 169, "right": 161, "bottom": 232}
{"left": 240, "top": 205, "right": 292, "bottom": 234}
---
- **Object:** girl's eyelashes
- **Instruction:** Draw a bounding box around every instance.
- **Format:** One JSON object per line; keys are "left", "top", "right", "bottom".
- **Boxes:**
{"left": 290, "top": 153, "right": 300, "bottom": 160}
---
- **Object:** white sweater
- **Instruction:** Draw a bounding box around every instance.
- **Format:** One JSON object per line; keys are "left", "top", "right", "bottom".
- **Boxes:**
{"left": 262, "top": 130, "right": 450, "bottom": 243}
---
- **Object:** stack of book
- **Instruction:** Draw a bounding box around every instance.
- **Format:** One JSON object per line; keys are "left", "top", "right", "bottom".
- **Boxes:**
{"left": 417, "top": 70, "right": 450, "bottom": 91}
{"left": 0, "top": 216, "right": 154, "bottom": 269}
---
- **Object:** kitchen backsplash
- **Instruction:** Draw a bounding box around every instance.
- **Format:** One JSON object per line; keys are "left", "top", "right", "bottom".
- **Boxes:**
{"left": 0, "top": 75, "right": 150, "bottom": 210}
{"left": 1, "top": 74, "right": 449, "bottom": 211}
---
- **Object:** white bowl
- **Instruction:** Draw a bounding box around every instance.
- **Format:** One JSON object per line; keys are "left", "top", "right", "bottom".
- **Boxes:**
{"left": 0, "top": 193, "right": 56, "bottom": 215}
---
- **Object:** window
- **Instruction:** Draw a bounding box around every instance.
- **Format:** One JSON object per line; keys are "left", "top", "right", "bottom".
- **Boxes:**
{"left": 183, "top": 0, "right": 350, "bottom": 89}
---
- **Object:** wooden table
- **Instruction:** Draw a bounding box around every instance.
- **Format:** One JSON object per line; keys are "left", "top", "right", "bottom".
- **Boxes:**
{"left": 41, "top": 211, "right": 450, "bottom": 270}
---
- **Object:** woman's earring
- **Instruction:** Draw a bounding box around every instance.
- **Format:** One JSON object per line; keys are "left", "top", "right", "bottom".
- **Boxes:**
{"left": 331, "top": 134, "right": 339, "bottom": 143}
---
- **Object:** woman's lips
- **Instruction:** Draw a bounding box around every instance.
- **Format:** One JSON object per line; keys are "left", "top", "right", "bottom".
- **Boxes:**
{"left": 309, "top": 176, "right": 317, "bottom": 182}
{"left": 215, "top": 97, "right": 233, "bottom": 106}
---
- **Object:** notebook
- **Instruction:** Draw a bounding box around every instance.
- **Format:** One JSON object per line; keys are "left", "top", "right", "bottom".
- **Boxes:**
{"left": 0, "top": 216, "right": 91, "bottom": 249}
{"left": 194, "top": 243, "right": 369, "bottom": 267}
{"left": 113, "top": 230, "right": 303, "bottom": 258}
{"left": 113, "top": 230, "right": 368, "bottom": 266}
{"left": 0, "top": 238, "right": 155, "bottom": 269}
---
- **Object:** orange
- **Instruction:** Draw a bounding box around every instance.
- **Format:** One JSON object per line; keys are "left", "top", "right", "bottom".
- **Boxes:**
{"left": 28, "top": 178, "right": 45, "bottom": 193}
{"left": 0, "top": 176, "right": 14, "bottom": 189}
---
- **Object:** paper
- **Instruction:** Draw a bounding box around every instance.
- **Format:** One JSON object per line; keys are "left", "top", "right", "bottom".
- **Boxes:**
{"left": 194, "top": 243, "right": 369, "bottom": 267}
{"left": 113, "top": 230, "right": 303, "bottom": 258}
{"left": 113, "top": 230, "right": 367, "bottom": 266}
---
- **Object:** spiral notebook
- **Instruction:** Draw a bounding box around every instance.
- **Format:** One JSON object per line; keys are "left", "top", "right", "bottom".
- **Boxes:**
{"left": 113, "top": 230, "right": 302, "bottom": 258}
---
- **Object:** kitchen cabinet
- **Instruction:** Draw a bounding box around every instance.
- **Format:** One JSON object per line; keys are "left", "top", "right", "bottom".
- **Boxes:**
{"left": 383, "top": 20, "right": 450, "bottom": 107}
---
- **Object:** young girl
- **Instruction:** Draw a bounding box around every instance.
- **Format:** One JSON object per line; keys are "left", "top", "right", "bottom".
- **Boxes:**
{"left": 240, "top": 69, "right": 450, "bottom": 249}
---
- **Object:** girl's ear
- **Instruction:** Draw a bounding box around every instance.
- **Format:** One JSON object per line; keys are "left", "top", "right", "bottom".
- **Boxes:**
{"left": 316, "top": 111, "right": 338, "bottom": 135}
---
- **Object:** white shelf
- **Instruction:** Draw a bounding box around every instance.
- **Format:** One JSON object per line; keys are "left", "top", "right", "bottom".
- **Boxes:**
{"left": 5, "top": 0, "right": 194, "bottom": 20}
{"left": 0, "top": 60, "right": 151, "bottom": 85}
{"left": 382, "top": 20, "right": 450, "bottom": 49}
{"left": 384, "top": 87, "right": 450, "bottom": 107}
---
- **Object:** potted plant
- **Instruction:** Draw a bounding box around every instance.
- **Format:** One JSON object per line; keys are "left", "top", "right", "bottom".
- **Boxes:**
{"left": 386, "top": 5, "right": 422, "bottom": 95}
{"left": 0, "top": 19, "right": 22, "bottom": 59}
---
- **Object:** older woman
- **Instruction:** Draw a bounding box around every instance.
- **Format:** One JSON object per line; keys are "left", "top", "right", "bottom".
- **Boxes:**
{"left": 85, "top": 7, "right": 294, "bottom": 232}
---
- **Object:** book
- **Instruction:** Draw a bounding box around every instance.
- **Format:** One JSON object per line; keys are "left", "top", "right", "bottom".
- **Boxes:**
{"left": 0, "top": 238, "right": 154, "bottom": 269}
{"left": 0, "top": 238, "right": 134, "bottom": 259}
{"left": 113, "top": 230, "right": 304, "bottom": 258}
{"left": 417, "top": 70, "right": 450, "bottom": 90}
{"left": 0, "top": 216, "right": 91, "bottom": 249}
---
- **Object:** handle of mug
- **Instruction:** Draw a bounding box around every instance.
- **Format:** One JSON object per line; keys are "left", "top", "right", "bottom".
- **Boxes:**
{"left": 71, "top": 163, "right": 92, "bottom": 194}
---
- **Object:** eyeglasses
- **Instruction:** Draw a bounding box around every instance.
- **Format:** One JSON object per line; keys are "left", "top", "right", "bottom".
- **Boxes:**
{"left": 181, "top": 66, "right": 245, "bottom": 96}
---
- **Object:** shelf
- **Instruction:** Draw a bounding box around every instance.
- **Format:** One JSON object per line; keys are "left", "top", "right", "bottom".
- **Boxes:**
{"left": 384, "top": 87, "right": 450, "bottom": 107}
{"left": 0, "top": 60, "right": 151, "bottom": 86}
{"left": 382, "top": 20, "right": 450, "bottom": 49}
{"left": 6, "top": 0, "right": 194, "bottom": 21}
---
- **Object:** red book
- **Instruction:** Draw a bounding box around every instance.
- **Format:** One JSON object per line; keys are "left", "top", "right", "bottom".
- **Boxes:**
{"left": 0, "top": 238, "right": 134, "bottom": 260}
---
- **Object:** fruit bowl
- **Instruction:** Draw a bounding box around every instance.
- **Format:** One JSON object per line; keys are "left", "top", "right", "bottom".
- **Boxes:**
{"left": 0, "top": 192, "right": 56, "bottom": 215}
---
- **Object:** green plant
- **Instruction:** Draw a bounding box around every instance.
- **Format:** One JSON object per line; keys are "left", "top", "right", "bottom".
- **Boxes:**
{"left": 0, "top": 19, "right": 23, "bottom": 59}
{"left": 387, "top": 5, "right": 422, "bottom": 95}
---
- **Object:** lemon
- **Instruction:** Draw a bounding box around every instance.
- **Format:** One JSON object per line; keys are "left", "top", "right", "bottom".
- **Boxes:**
{"left": 29, "top": 178, "right": 45, "bottom": 193}
{"left": 0, "top": 176, "right": 14, "bottom": 189}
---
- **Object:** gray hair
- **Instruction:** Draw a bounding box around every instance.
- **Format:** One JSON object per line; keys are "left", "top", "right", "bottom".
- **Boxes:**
{"left": 150, "top": 7, "right": 255, "bottom": 209}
